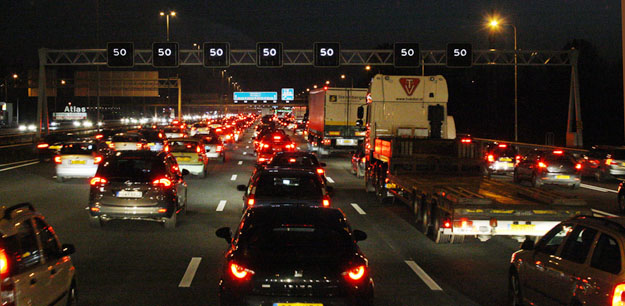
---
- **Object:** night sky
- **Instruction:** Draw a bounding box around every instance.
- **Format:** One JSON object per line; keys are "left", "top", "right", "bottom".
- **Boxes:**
{"left": 1, "top": 0, "right": 623, "bottom": 145}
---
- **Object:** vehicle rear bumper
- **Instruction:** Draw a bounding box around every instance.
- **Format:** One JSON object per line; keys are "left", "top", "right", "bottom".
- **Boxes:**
{"left": 89, "top": 203, "right": 172, "bottom": 219}
{"left": 178, "top": 163, "right": 205, "bottom": 175}
{"left": 206, "top": 152, "right": 222, "bottom": 159}
{"left": 56, "top": 165, "right": 98, "bottom": 178}
{"left": 220, "top": 294, "right": 368, "bottom": 306}
{"left": 444, "top": 220, "right": 562, "bottom": 237}
{"left": 540, "top": 174, "right": 581, "bottom": 186}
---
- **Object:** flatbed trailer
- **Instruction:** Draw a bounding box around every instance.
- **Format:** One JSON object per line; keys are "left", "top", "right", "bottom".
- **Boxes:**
{"left": 366, "top": 137, "right": 591, "bottom": 244}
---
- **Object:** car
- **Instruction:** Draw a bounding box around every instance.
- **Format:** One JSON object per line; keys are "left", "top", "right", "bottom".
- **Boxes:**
{"left": 255, "top": 133, "right": 296, "bottom": 165}
{"left": 513, "top": 150, "right": 582, "bottom": 189}
{"left": 137, "top": 129, "right": 167, "bottom": 152}
{"left": 0, "top": 203, "right": 76, "bottom": 305}
{"left": 189, "top": 122, "right": 210, "bottom": 137}
{"left": 581, "top": 145, "right": 625, "bottom": 181}
{"left": 165, "top": 138, "right": 209, "bottom": 178}
{"left": 87, "top": 150, "right": 189, "bottom": 229}
{"left": 215, "top": 206, "right": 374, "bottom": 306}
{"left": 108, "top": 133, "right": 148, "bottom": 151}
{"left": 195, "top": 135, "right": 225, "bottom": 163}
{"left": 351, "top": 147, "right": 366, "bottom": 177}
{"left": 36, "top": 133, "right": 76, "bottom": 161}
{"left": 264, "top": 151, "right": 327, "bottom": 183}
{"left": 54, "top": 141, "right": 109, "bottom": 182}
{"left": 484, "top": 143, "right": 519, "bottom": 176}
{"left": 237, "top": 168, "right": 333, "bottom": 211}
{"left": 509, "top": 215, "right": 625, "bottom": 306}
{"left": 163, "top": 127, "right": 187, "bottom": 139}
{"left": 617, "top": 181, "right": 625, "bottom": 213}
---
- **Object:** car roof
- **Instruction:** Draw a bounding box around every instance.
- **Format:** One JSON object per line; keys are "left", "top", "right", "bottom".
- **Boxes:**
{"left": 0, "top": 203, "right": 41, "bottom": 237}
{"left": 258, "top": 168, "right": 318, "bottom": 177}
{"left": 110, "top": 150, "right": 166, "bottom": 159}
{"left": 569, "top": 215, "right": 625, "bottom": 234}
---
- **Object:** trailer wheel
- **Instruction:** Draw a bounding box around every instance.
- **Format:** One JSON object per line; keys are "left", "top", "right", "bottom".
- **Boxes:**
{"left": 365, "top": 175, "right": 375, "bottom": 193}
{"left": 432, "top": 217, "right": 451, "bottom": 244}
{"left": 450, "top": 235, "right": 465, "bottom": 244}
{"left": 419, "top": 202, "right": 432, "bottom": 235}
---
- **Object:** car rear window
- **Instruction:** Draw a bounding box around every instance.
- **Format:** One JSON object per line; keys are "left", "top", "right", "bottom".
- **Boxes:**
{"left": 544, "top": 153, "right": 577, "bottom": 164}
{"left": 60, "top": 143, "right": 96, "bottom": 154}
{"left": 492, "top": 147, "right": 516, "bottom": 157}
{"left": 255, "top": 175, "right": 322, "bottom": 198}
{"left": 164, "top": 128, "right": 182, "bottom": 133}
{"left": 112, "top": 135, "right": 140, "bottom": 142}
{"left": 242, "top": 225, "right": 351, "bottom": 254}
{"left": 140, "top": 131, "right": 163, "bottom": 141}
{"left": 98, "top": 157, "right": 166, "bottom": 181}
{"left": 271, "top": 155, "right": 317, "bottom": 168}
{"left": 168, "top": 141, "right": 199, "bottom": 153}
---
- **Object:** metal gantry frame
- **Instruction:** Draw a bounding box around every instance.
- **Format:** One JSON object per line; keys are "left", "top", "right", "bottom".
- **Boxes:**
{"left": 37, "top": 48, "right": 582, "bottom": 146}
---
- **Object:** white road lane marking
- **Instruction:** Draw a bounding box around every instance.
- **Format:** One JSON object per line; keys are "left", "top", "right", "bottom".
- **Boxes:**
{"left": 350, "top": 203, "right": 366, "bottom": 215}
{"left": 326, "top": 176, "right": 335, "bottom": 183}
{"left": 580, "top": 183, "right": 617, "bottom": 193}
{"left": 0, "top": 161, "right": 40, "bottom": 172}
{"left": 243, "top": 152, "right": 247, "bottom": 155}
{"left": 178, "top": 257, "right": 202, "bottom": 287}
{"left": 405, "top": 260, "right": 443, "bottom": 291}
{"left": 592, "top": 209, "right": 619, "bottom": 217}
{"left": 238, "top": 161, "right": 243, "bottom": 165}
{"left": 0, "top": 159, "right": 39, "bottom": 167}
{"left": 216, "top": 200, "right": 227, "bottom": 212}
{"left": 246, "top": 146, "right": 249, "bottom": 149}
{"left": 231, "top": 174, "right": 237, "bottom": 181}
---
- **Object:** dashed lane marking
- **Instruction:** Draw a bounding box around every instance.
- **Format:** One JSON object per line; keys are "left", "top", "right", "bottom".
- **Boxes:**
{"left": 405, "top": 260, "right": 443, "bottom": 291}
{"left": 350, "top": 203, "right": 366, "bottom": 215}
{"left": 592, "top": 209, "right": 619, "bottom": 217}
{"left": 231, "top": 174, "right": 237, "bottom": 181}
{"left": 326, "top": 177, "right": 335, "bottom": 183}
{"left": 580, "top": 183, "right": 617, "bottom": 193}
{"left": 178, "top": 257, "right": 202, "bottom": 288}
{"left": 0, "top": 159, "right": 39, "bottom": 167}
{"left": 238, "top": 161, "right": 243, "bottom": 165}
{"left": 216, "top": 200, "right": 227, "bottom": 212}
{"left": 0, "top": 161, "right": 40, "bottom": 172}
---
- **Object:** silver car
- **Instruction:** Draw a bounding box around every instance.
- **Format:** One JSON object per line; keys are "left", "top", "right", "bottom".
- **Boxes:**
{"left": 55, "top": 141, "right": 109, "bottom": 182}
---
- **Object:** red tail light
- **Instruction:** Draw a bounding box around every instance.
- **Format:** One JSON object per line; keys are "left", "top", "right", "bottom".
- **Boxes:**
{"left": 498, "top": 144, "right": 508, "bottom": 148}
{"left": 316, "top": 168, "right": 325, "bottom": 175}
{"left": 575, "top": 163, "right": 582, "bottom": 170}
{"left": 164, "top": 145, "right": 169, "bottom": 152}
{"left": 247, "top": 196, "right": 255, "bottom": 207}
{"left": 613, "top": 283, "right": 625, "bottom": 306}
{"left": 289, "top": 158, "right": 297, "bottom": 163}
{"left": 37, "top": 143, "right": 49, "bottom": 149}
{"left": 258, "top": 157, "right": 267, "bottom": 163}
{"left": 136, "top": 143, "right": 143, "bottom": 149}
{"left": 216, "top": 145, "right": 223, "bottom": 152}
{"left": 553, "top": 150, "right": 563, "bottom": 155}
{"left": 196, "top": 145, "right": 201, "bottom": 153}
{"left": 607, "top": 158, "right": 617, "bottom": 166}
{"left": 109, "top": 143, "right": 115, "bottom": 149}
{"left": 273, "top": 135, "right": 281, "bottom": 140}
{"left": 442, "top": 218, "right": 452, "bottom": 228}
{"left": 453, "top": 217, "right": 473, "bottom": 228}
{"left": 262, "top": 144, "right": 270, "bottom": 149}
{"left": 89, "top": 177, "right": 108, "bottom": 186}
{"left": 95, "top": 134, "right": 104, "bottom": 140}
{"left": 152, "top": 178, "right": 172, "bottom": 187}
{"left": 54, "top": 155, "right": 62, "bottom": 164}
{"left": 538, "top": 162, "right": 547, "bottom": 168}
{"left": 460, "top": 138, "right": 472, "bottom": 143}
{"left": 487, "top": 155, "right": 495, "bottom": 162}
{"left": 345, "top": 265, "right": 366, "bottom": 281}
{"left": 322, "top": 196, "right": 330, "bottom": 207}
{"left": 94, "top": 156, "right": 103, "bottom": 164}
{"left": 0, "top": 249, "right": 14, "bottom": 306}
{"left": 229, "top": 262, "right": 254, "bottom": 280}
{"left": 158, "top": 133, "right": 163, "bottom": 139}
{"left": 0, "top": 249, "right": 8, "bottom": 276}
{"left": 226, "top": 135, "right": 232, "bottom": 140}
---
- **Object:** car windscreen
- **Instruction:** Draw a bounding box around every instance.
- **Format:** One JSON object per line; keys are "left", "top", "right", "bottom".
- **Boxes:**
{"left": 60, "top": 143, "right": 96, "bottom": 154}
{"left": 98, "top": 157, "right": 166, "bottom": 181}
{"left": 255, "top": 174, "right": 322, "bottom": 198}
{"left": 168, "top": 141, "right": 199, "bottom": 153}
{"left": 241, "top": 225, "right": 352, "bottom": 256}
{"left": 270, "top": 155, "right": 317, "bottom": 168}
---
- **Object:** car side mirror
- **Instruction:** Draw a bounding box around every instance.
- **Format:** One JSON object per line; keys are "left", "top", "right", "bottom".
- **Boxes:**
{"left": 181, "top": 169, "right": 190, "bottom": 176}
{"left": 320, "top": 162, "right": 327, "bottom": 167}
{"left": 353, "top": 230, "right": 367, "bottom": 242}
{"left": 357, "top": 106, "right": 364, "bottom": 119}
{"left": 60, "top": 244, "right": 75, "bottom": 256}
{"left": 215, "top": 227, "right": 232, "bottom": 244}
{"left": 237, "top": 184, "right": 247, "bottom": 192}
{"left": 520, "top": 238, "right": 535, "bottom": 250}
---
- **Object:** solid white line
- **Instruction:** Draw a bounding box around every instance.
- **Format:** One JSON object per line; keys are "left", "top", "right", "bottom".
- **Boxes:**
{"left": 0, "top": 159, "right": 39, "bottom": 167}
{"left": 0, "top": 161, "right": 40, "bottom": 172}
{"left": 351, "top": 203, "right": 366, "bottom": 215}
{"left": 216, "top": 200, "right": 227, "bottom": 212}
{"left": 326, "top": 176, "right": 335, "bottom": 183}
{"left": 231, "top": 174, "right": 237, "bottom": 181}
{"left": 178, "top": 257, "right": 202, "bottom": 288}
{"left": 405, "top": 260, "right": 443, "bottom": 291}
{"left": 238, "top": 161, "right": 243, "bottom": 165}
{"left": 592, "top": 208, "right": 619, "bottom": 217}
{"left": 580, "top": 183, "right": 617, "bottom": 193}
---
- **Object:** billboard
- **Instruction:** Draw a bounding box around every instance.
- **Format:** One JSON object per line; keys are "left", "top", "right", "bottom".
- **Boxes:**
{"left": 74, "top": 71, "right": 159, "bottom": 97}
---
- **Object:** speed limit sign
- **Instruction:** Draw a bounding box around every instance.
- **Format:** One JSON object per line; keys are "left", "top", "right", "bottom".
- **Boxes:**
{"left": 314, "top": 42, "right": 340, "bottom": 67}
{"left": 107, "top": 42, "right": 134, "bottom": 68}
{"left": 152, "top": 42, "right": 179, "bottom": 68}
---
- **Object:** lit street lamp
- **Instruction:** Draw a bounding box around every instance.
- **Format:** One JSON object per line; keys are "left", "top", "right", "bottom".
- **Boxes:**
{"left": 159, "top": 11, "right": 176, "bottom": 41}
{"left": 313, "top": 85, "right": 318, "bottom": 89}
{"left": 340, "top": 74, "right": 354, "bottom": 88}
{"left": 365, "top": 65, "right": 371, "bottom": 71}
{"left": 488, "top": 16, "right": 518, "bottom": 142}
{"left": 325, "top": 80, "right": 330, "bottom": 85}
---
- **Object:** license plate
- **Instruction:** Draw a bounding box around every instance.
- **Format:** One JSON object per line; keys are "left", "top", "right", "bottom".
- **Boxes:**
{"left": 71, "top": 160, "right": 86, "bottom": 165}
{"left": 177, "top": 157, "right": 191, "bottom": 161}
{"left": 556, "top": 175, "right": 570, "bottom": 179}
{"left": 500, "top": 157, "right": 512, "bottom": 162}
{"left": 510, "top": 224, "right": 536, "bottom": 231}
{"left": 117, "top": 191, "right": 142, "bottom": 198}
{"left": 273, "top": 304, "right": 323, "bottom": 306}
{"left": 505, "top": 163, "right": 514, "bottom": 168}
{"left": 385, "top": 183, "right": 396, "bottom": 189}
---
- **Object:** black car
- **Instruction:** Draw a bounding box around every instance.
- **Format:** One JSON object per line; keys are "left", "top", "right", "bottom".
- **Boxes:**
{"left": 264, "top": 151, "right": 327, "bottom": 183}
{"left": 36, "top": 133, "right": 76, "bottom": 161}
{"left": 514, "top": 150, "right": 582, "bottom": 188}
{"left": 88, "top": 150, "right": 189, "bottom": 228}
{"left": 237, "top": 168, "right": 333, "bottom": 211}
{"left": 215, "top": 206, "right": 374, "bottom": 306}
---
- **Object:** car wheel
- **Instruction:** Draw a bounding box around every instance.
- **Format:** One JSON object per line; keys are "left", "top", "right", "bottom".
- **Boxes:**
{"left": 88, "top": 216, "right": 102, "bottom": 228}
{"left": 431, "top": 214, "right": 451, "bottom": 244}
{"left": 508, "top": 271, "right": 524, "bottom": 306}
{"left": 513, "top": 170, "right": 520, "bottom": 183}
{"left": 164, "top": 211, "right": 177, "bottom": 229}
{"left": 531, "top": 174, "right": 542, "bottom": 188}
{"left": 619, "top": 194, "right": 625, "bottom": 213}
{"left": 419, "top": 203, "right": 432, "bottom": 235}
{"left": 56, "top": 176, "right": 65, "bottom": 183}
{"left": 66, "top": 279, "right": 77, "bottom": 306}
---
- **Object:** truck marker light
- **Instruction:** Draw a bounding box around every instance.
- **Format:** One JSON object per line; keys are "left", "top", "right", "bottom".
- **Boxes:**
{"left": 553, "top": 150, "right": 563, "bottom": 154}
{"left": 498, "top": 144, "right": 507, "bottom": 148}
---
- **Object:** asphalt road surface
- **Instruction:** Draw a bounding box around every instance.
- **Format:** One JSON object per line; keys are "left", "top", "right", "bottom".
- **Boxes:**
{"left": 0, "top": 129, "right": 620, "bottom": 306}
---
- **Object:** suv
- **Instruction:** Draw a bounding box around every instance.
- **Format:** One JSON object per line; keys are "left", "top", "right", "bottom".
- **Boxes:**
{"left": 215, "top": 206, "right": 373, "bottom": 306}
{"left": 88, "top": 151, "right": 189, "bottom": 229}
{"left": 0, "top": 203, "right": 76, "bottom": 305}
{"left": 509, "top": 215, "right": 625, "bottom": 306}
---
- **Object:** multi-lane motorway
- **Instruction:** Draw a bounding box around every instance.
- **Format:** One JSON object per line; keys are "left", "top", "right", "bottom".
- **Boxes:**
{"left": 0, "top": 129, "right": 621, "bottom": 306}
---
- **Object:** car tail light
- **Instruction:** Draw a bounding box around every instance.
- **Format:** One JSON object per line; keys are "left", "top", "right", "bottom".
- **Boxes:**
{"left": 216, "top": 145, "right": 223, "bottom": 153}
{"left": 0, "top": 249, "right": 15, "bottom": 306}
{"left": 322, "top": 196, "right": 330, "bottom": 207}
{"left": 229, "top": 262, "right": 254, "bottom": 280}
{"left": 322, "top": 139, "right": 331, "bottom": 146}
{"left": 258, "top": 157, "right": 267, "bottom": 163}
{"left": 442, "top": 218, "right": 452, "bottom": 228}
{"left": 196, "top": 146, "right": 201, "bottom": 153}
{"left": 164, "top": 145, "right": 169, "bottom": 152}
{"left": 94, "top": 156, "right": 103, "bottom": 164}
{"left": 273, "top": 135, "right": 281, "bottom": 140}
{"left": 490, "top": 218, "right": 498, "bottom": 228}
{"left": 607, "top": 158, "right": 617, "bottom": 166}
{"left": 37, "top": 143, "right": 49, "bottom": 149}
{"left": 498, "top": 144, "right": 508, "bottom": 148}
{"left": 613, "top": 283, "right": 625, "bottom": 306}
{"left": 487, "top": 155, "right": 495, "bottom": 162}
{"left": 289, "top": 158, "right": 297, "bottom": 163}
{"left": 158, "top": 133, "right": 163, "bottom": 139}
{"left": 54, "top": 155, "right": 62, "bottom": 164}
{"left": 109, "top": 143, "right": 115, "bottom": 149}
{"left": 538, "top": 162, "right": 547, "bottom": 168}
{"left": 316, "top": 168, "right": 325, "bottom": 175}
{"left": 226, "top": 135, "right": 232, "bottom": 140}
{"left": 136, "top": 143, "right": 143, "bottom": 149}
{"left": 361, "top": 157, "right": 366, "bottom": 163}
{"left": 95, "top": 134, "right": 104, "bottom": 140}
{"left": 262, "top": 144, "right": 270, "bottom": 149}
{"left": 89, "top": 177, "right": 108, "bottom": 186}
{"left": 247, "top": 196, "right": 255, "bottom": 207}
{"left": 460, "top": 137, "right": 472, "bottom": 143}
{"left": 575, "top": 163, "right": 582, "bottom": 170}
{"left": 453, "top": 218, "right": 473, "bottom": 228}
{"left": 90, "top": 207, "right": 100, "bottom": 212}
{"left": 158, "top": 208, "right": 167, "bottom": 213}
{"left": 345, "top": 265, "right": 366, "bottom": 281}
{"left": 553, "top": 150, "right": 563, "bottom": 154}
{"left": 152, "top": 178, "right": 172, "bottom": 187}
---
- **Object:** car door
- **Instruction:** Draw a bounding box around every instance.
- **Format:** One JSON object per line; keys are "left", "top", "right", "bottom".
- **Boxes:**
{"left": 581, "top": 232, "right": 623, "bottom": 305}
{"left": 33, "top": 217, "right": 73, "bottom": 306}
{"left": 517, "top": 152, "right": 535, "bottom": 179}
{"left": 11, "top": 217, "right": 49, "bottom": 306}
{"left": 521, "top": 223, "right": 572, "bottom": 305}
{"left": 544, "top": 225, "right": 598, "bottom": 305}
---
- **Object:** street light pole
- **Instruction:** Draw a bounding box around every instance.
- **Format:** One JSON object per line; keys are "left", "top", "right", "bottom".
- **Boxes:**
{"left": 513, "top": 24, "right": 518, "bottom": 142}
{"left": 166, "top": 14, "right": 170, "bottom": 41}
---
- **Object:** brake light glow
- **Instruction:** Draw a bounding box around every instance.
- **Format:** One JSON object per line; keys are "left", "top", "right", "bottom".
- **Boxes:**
{"left": 158, "top": 133, "right": 163, "bottom": 139}
{"left": 226, "top": 135, "right": 232, "bottom": 140}
{"left": 164, "top": 145, "right": 169, "bottom": 152}
{"left": 258, "top": 157, "right": 267, "bottom": 163}
{"left": 273, "top": 135, "right": 281, "bottom": 140}
{"left": 158, "top": 208, "right": 167, "bottom": 213}
{"left": 316, "top": 168, "right": 325, "bottom": 175}
{"left": 262, "top": 144, "right": 270, "bottom": 148}
{"left": 230, "top": 262, "right": 254, "bottom": 279}
{"left": 575, "top": 163, "right": 582, "bottom": 170}
{"left": 289, "top": 158, "right": 297, "bottom": 163}
{"left": 37, "top": 143, "right": 49, "bottom": 149}
{"left": 454, "top": 218, "right": 473, "bottom": 228}
{"left": 0, "top": 249, "right": 8, "bottom": 275}
{"left": 0, "top": 248, "right": 14, "bottom": 306}
{"left": 538, "top": 162, "right": 547, "bottom": 168}
{"left": 152, "top": 178, "right": 172, "bottom": 187}
{"left": 553, "top": 150, "right": 563, "bottom": 155}
{"left": 247, "top": 198, "right": 255, "bottom": 207}
{"left": 109, "top": 143, "right": 115, "bottom": 149}
{"left": 612, "top": 283, "right": 625, "bottom": 306}
{"left": 95, "top": 134, "right": 104, "bottom": 140}
{"left": 54, "top": 155, "right": 62, "bottom": 164}
{"left": 487, "top": 155, "right": 495, "bottom": 162}
{"left": 460, "top": 138, "right": 472, "bottom": 143}
{"left": 607, "top": 158, "right": 616, "bottom": 166}
{"left": 90, "top": 207, "right": 100, "bottom": 212}
{"left": 89, "top": 177, "right": 108, "bottom": 186}
{"left": 94, "top": 156, "right": 103, "bottom": 164}
{"left": 442, "top": 218, "right": 452, "bottom": 228}
{"left": 216, "top": 128, "right": 222, "bottom": 132}
{"left": 498, "top": 144, "right": 508, "bottom": 148}
{"left": 196, "top": 145, "right": 201, "bottom": 153}
{"left": 136, "top": 143, "right": 143, "bottom": 149}
{"left": 322, "top": 196, "right": 330, "bottom": 207}
{"left": 347, "top": 265, "right": 365, "bottom": 280}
